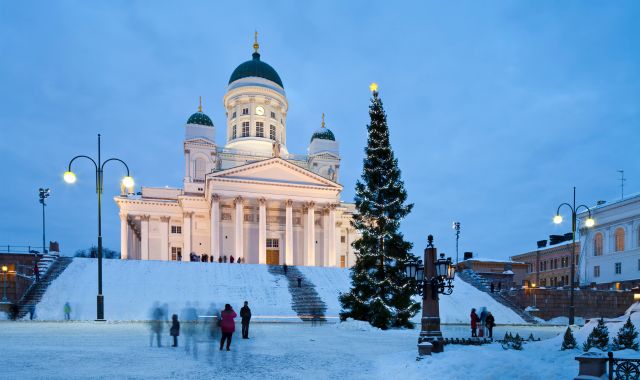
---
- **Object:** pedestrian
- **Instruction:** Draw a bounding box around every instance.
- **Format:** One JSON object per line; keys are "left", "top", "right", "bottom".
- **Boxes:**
{"left": 29, "top": 304, "right": 36, "bottom": 320}
{"left": 485, "top": 311, "right": 495, "bottom": 339}
{"left": 33, "top": 262, "right": 40, "bottom": 282}
{"left": 63, "top": 302, "right": 71, "bottom": 320}
{"left": 479, "top": 307, "right": 487, "bottom": 337}
{"left": 470, "top": 308, "right": 479, "bottom": 337}
{"left": 498, "top": 282, "right": 502, "bottom": 291}
{"left": 490, "top": 282, "right": 495, "bottom": 293}
{"left": 177, "top": 252, "right": 182, "bottom": 261}
{"left": 224, "top": 255, "right": 227, "bottom": 263}
{"left": 240, "top": 301, "right": 252, "bottom": 339}
{"left": 237, "top": 258, "right": 241, "bottom": 264}
{"left": 210, "top": 255, "right": 214, "bottom": 263}
{"left": 218, "top": 256, "right": 222, "bottom": 263}
{"left": 230, "top": 255, "right": 235, "bottom": 264}
{"left": 219, "top": 304, "right": 237, "bottom": 351}
{"left": 283, "top": 263, "right": 288, "bottom": 275}
{"left": 170, "top": 314, "right": 180, "bottom": 347}
{"left": 297, "top": 277, "right": 302, "bottom": 288}
{"left": 150, "top": 305, "right": 164, "bottom": 347}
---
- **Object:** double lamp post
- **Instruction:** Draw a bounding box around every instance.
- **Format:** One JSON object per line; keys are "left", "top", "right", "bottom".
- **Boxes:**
{"left": 64, "top": 134, "right": 134, "bottom": 320}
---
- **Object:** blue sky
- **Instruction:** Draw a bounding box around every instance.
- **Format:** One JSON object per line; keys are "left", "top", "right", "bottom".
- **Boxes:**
{"left": 1, "top": 1, "right": 638, "bottom": 259}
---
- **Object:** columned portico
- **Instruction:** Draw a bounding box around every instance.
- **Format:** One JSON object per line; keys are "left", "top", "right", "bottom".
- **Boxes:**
{"left": 323, "top": 207, "right": 330, "bottom": 266}
{"left": 258, "top": 198, "right": 267, "bottom": 264}
{"left": 211, "top": 194, "right": 220, "bottom": 259}
{"left": 183, "top": 212, "right": 192, "bottom": 261}
{"left": 306, "top": 201, "right": 316, "bottom": 266}
{"left": 235, "top": 196, "right": 244, "bottom": 260}
{"left": 141, "top": 215, "right": 150, "bottom": 260}
{"left": 120, "top": 213, "right": 128, "bottom": 260}
{"left": 328, "top": 204, "right": 337, "bottom": 266}
{"left": 160, "top": 216, "right": 170, "bottom": 261}
{"left": 285, "top": 199, "right": 293, "bottom": 265}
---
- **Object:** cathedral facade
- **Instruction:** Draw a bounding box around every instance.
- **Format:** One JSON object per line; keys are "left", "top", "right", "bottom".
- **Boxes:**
{"left": 114, "top": 38, "right": 359, "bottom": 267}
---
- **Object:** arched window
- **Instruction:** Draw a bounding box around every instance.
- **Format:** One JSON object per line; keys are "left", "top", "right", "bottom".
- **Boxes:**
{"left": 593, "top": 233, "right": 603, "bottom": 256}
{"left": 615, "top": 227, "right": 625, "bottom": 252}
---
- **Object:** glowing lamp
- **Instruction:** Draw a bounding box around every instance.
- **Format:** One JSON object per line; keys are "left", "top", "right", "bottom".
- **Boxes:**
{"left": 1, "top": 265, "right": 7, "bottom": 272}
{"left": 63, "top": 171, "right": 77, "bottom": 184}
{"left": 553, "top": 215, "right": 563, "bottom": 224}
{"left": 121, "top": 176, "right": 135, "bottom": 189}
{"left": 585, "top": 218, "right": 595, "bottom": 228}
{"left": 531, "top": 283, "right": 536, "bottom": 288}
{"left": 369, "top": 82, "right": 378, "bottom": 92}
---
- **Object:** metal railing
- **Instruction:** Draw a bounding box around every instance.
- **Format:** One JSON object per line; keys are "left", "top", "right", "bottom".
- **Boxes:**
{"left": 0, "top": 245, "right": 47, "bottom": 254}
{"left": 609, "top": 352, "right": 640, "bottom": 380}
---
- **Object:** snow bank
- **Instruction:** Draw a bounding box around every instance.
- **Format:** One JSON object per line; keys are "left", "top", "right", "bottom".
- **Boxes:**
{"left": 335, "top": 318, "right": 380, "bottom": 332}
{"left": 34, "top": 258, "right": 526, "bottom": 324}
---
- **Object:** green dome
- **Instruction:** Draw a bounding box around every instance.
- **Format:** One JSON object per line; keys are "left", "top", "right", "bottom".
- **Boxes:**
{"left": 229, "top": 52, "right": 284, "bottom": 88}
{"left": 187, "top": 111, "right": 213, "bottom": 126}
{"left": 310, "top": 128, "right": 335, "bottom": 142}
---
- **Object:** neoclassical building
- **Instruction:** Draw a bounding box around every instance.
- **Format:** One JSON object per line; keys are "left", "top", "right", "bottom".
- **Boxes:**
{"left": 115, "top": 37, "right": 359, "bottom": 267}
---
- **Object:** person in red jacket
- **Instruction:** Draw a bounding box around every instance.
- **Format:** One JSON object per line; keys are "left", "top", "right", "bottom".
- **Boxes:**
{"left": 219, "top": 304, "right": 237, "bottom": 351}
{"left": 33, "top": 262, "right": 40, "bottom": 282}
{"left": 470, "top": 308, "right": 479, "bottom": 337}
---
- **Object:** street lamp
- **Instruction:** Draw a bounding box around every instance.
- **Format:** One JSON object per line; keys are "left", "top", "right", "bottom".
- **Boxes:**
{"left": 1, "top": 265, "right": 8, "bottom": 303}
{"left": 39, "top": 188, "right": 51, "bottom": 253}
{"left": 404, "top": 235, "right": 455, "bottom": 355}
{"left": 452, "top": 222, "right": 461, "bottom": 264}
{"left": 64, "top": 134, "right": 133, "bottom": 320}
{"left": 552, "top": 187, "right": 594, "bottom": 325}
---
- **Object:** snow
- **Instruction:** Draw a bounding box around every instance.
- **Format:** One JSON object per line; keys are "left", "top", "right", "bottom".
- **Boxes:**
{"left": 33, "top": 258, "right": 525, "bottom": 324}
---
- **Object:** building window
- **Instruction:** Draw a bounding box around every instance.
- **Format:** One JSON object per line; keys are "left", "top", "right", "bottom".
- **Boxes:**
{"left": 266, "top": 238, "right": 279, "bottom": 248}
{"left": 242, "top": 108, "right": 249, "bottom": 115}
{"left": 594, "top": 233, "right": 603, "bottom": 256}
{"left": 171, "top": 226, "right": 182, "bottom": 234}
{"left": 232, "top": 125, "right": 237, "bottom": 139}
{"left": 256, "top": 122, "right": 264, "bottom": 137}
{"left": 341, "top": 236, "right": 346, "bottom": 243}
{"left": 340, "top": 255, "right": 346, "bottom": 268}
{"left": 615, "top": 262, "right": 622, "bottom": 275}
{"left": 270, "top": 111, "right": 276, "bottom": 119}
{"left": 171, "top": 247, "right": 182, "bottom": 261}
{"left": 615, "top": 227, "right": 625, "bottom": 252}
{"left": 242, "top": 122, "right": 250, "bottom": 137}
{"left": 270, "top": 125, "right": 276, "bottom": 140}
{"left": 232, "top": 111, "right": 236, "bottom": 119}
{"left": 194, "top": 158, "right": 206, "bottom": 180}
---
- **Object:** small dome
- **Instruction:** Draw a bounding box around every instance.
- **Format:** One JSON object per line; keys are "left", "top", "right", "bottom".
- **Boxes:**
{"left": 229, "top": 52, "right": 284, "bottom": 88}
{"left": 187, "top": 111, "right": 213, "bottom": 127}
{"left": 310, "top": 128, "right": 335, "bottom": 142}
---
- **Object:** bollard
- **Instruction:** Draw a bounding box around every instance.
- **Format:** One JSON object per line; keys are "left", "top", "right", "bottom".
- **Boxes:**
{"left": 574, "top": 352, "right": 608, "bottom": 380}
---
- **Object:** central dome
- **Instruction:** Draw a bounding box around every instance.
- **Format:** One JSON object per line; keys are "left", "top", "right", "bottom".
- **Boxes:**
{"left": 229, "top": 52, "right": 283, "bottom": 88}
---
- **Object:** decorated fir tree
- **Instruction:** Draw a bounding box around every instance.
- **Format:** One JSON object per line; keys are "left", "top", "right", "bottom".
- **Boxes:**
{"left": 583, "top": 318, "right": 610, "bottom": 351}
{"left": 612, "top": 317, "right": 639, "bottom": 351}
{"left": 561, "top": 327, "right": 577, "bottom": 350}
{"left": 339, "top": 83, "right": 420, "bottom": 329}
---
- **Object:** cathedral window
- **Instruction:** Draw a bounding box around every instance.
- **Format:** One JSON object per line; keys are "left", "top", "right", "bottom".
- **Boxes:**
{"left": 593, "top": 233, "right": 603, "bottom": 256}
{"left": 242, "top": 108, "right": 249, "bottom": 115}
{"left": 269, "top": 125, "right": 276, "bottom": 140}
{"left": 266, "top": 238, "right": 279, "bottom": 248}
{"left": 615, "top": 227, "right": 625, "bottom": 252}
{"left": 232, "top": 111, "right": 236, "bottom": 119}
{"left": 232, "top": 125, "right": 237, "bottom": 139}
{"left": 256, "top": 122, "right": 264, "bottom": 137}
{"left": 270, "top": 111, "right": 276, "bottom": 119}
{"left": 171, "top": 226, "right": 182, "bottom": 234}
{"left": 171, "top": 247, "right": 182, "bottom": 261}
{"left": 242, "top": 122, "right": 250, "bottom": 137}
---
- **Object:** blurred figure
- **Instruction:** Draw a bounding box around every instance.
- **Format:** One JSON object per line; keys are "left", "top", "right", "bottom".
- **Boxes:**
{"left": 219, "top": 304, "right": 237, "bottom": 351}
{"left": 181, "top": 302, "right": 199, "bottom": 357}
{"left": 170, "top": 314, "right": 180, "bottom": 347}
{"left": 63, "top": 302, "right": 71, "bottom": 320}
{"left": 33, "top": 262, "right": 40, "bottom": 282}
{"left": 479, "top": 307, "right": 487, "bottom": 338}
{"left": 223, "top": 255, "right": 227, "bottom": 263}
{"left": 240, "top": 301, "right": 252, "bottom": 339}
{"left": 218, "top": 256, "right": 222, "bottom": 263}
{"left": 149, "top": 303, "right": 164, "bottom": 347}
{"left": 283, "top": 263, "right": 288, "bottom": 275}
{"left": 297, "top": 277, "right": 302, "bottom": 288}
{"left": 230, "top": 255, "right": 235, "bottom": 264}
{"left": 29, "top": 305, "right": 36, "bottom": 320}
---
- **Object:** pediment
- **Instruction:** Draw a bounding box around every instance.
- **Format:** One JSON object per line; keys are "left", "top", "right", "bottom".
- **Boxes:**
{"left": 209, "top": 158, "right": 342, "bottom": 189}
{"left": 185, "top": 138, "right": 215, "bottom": 146}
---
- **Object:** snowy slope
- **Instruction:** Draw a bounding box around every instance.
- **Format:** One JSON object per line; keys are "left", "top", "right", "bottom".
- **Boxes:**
{"left": 34, "top": 258, "right": 525, "bottom": 324}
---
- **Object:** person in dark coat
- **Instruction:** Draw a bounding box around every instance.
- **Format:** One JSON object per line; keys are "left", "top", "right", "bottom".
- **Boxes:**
{"left": 33, "top": 263, "right": 40, "bottom": 282}
{"left": 218, "top": 256, "right": 222, "bottom": 263}
{"left": 283, "top": 263, "right": 288, "bottom": 275}
{"left": 479, "top": 307, "right": 488, "bottom": 337}
{"left": 485, "top": 312, "right": 495, "bottom": 339}
{"left": 470, "top": 308, "right": 479, "bottom": 337}
{"left": 490, "top": 282, "right": 495, "bottom": 293}
{"left": 223, "top": 255, "right": 227, "bottom": 263}
{"left": 297, "top": 277, "right": 302, "bottom": 288}
{"left": 240, "top": 301, "right": 251, "bottom": 339}
{"left": 230, "top": 255, "right": 235, "bottom": 264}
{"left": 219, "top": 304, "right": 237, "bottom": 351}
{"left": 170, "top": 314, "right": 180, "bottom": 347}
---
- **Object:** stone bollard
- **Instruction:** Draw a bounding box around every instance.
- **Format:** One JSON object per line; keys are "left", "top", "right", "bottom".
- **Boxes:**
{"left": 574, "top": 352, "right": 608, "bottom": 380}
{"left": 418, "top": 342, "right": 433, "bottom": 356}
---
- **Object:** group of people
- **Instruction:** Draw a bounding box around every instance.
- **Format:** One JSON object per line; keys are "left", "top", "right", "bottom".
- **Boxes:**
{"left": 187, "top": 253, "right": 244, "bottom": 264}
{"left": 153, "top": 301, "right": 253, "bottom": 352}
{"left": 470, "top": 307, "right": 496, "bottom": 338}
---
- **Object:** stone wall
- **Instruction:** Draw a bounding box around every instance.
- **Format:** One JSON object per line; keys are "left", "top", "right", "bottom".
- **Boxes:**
{"left": 501, "top": 288, "right": 635, "bottom": 320}
{"left": 0, "top": 253, "right": 40, "bottom": 303}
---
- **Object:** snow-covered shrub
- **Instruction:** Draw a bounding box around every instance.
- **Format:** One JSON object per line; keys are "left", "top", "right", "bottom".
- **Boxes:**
{"left": 583, "top": 318, "right": 609, "bottom": 351}
{"left": 612, "top": 316, "right": 639, "bottom": 351}
{"left": 561, "top": 327, "right": 577, "bottom": 350}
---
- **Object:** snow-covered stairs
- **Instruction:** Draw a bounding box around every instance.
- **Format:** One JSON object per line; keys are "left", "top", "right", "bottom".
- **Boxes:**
{"left": 268, "top": 265, "right": 328, "bottom": 322}
{"left": 457, "top": 269, "right": 537, "bottom": 324}
{"left": 17, "top": 256, "right": 74, "bottom": 319}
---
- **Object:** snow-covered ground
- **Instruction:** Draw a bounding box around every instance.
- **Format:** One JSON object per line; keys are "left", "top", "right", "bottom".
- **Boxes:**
{"left": 33, "top": 258, "right": 525, "bottom": 324}
{"left": 0, "top": 321, "right": 567, "bottom": 380}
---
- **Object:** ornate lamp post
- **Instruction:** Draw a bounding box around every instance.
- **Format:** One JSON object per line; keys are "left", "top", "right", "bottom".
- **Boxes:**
{"left": 452, "top": 221, "right": 460, "bottom": 264}
{"left": 39, "top": 188, "right": 51, "bottom": 253}
{"left": 552, "top": 187, "right": 595, "bottom": 325}
{"left": 64, "top": 134, "right": 134, "bottom": 321}
{"left": 404, "top": 235, "right": 455, "bottom": 355}
{"left": 1, "top": 265, "right": 9, "bottom": 303}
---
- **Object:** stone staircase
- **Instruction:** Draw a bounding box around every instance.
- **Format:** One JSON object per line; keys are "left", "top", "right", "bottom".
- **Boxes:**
{"left": 457, "top": 269, "right": 537, "bottom": 324}
{"left": 268, "top": 265, "right": 328, "bottom": 322}
{"left": 17, "top": 256, "right": 73, "bottom": 319}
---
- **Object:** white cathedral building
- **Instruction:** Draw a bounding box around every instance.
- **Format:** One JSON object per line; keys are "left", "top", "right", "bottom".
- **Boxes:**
{"left": 115, "top": 38, "right": 359, "bottom": 267}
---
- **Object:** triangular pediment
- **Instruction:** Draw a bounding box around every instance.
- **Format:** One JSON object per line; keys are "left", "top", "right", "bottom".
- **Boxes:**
{"left": 185, "top": 138, "right": 215, "bottom": 145}
{"left": 209, "top": 158, "right": 342, "bottom": 189}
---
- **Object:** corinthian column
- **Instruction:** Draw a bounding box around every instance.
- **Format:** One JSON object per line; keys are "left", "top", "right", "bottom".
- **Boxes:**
{"left": 323, "top": 207, "right": 330, "bottom": 266}
{"left": 258, "top": 198, "right": 267, "bottom": 264}
{"left": 183, "top": 212, "right": 192, "bottom": 261}
{"left": 211, "top": 194, "right": 220, "bottom": 260}
{"left": 329, "top": 204, "right": 337, "bottom": 267}
{"left": 160, "top": 216, "right": 170, "bottom": 261}
{"left": 306, "top": 201, "right": 316, "bottom": 266}
{"left": 141, "top": 215, "right": 150, "bottom": 260}
{"left": 120, "top": 213, "right": 128, "bottom": 260}
{"left": 235, "top": 196, "right": 244, "bottom": 260}
{"left": 285, "top": 200, "right": 293, "bottom": 265}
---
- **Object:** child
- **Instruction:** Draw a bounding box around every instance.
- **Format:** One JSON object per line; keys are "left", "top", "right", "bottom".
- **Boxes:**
{"left": 170, "top": 314, "right": 180, "bottom": 347}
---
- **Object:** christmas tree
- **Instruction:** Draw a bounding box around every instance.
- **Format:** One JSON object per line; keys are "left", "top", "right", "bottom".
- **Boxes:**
{"left": 583, "top": 318, "right": 610, "bottom": 351}
{"left": 561, "top": 327, "right": 577, "bottom": 350}
{"left": 612, "top": 316, "right": 639, "bottom": 351}
{"left": 339, "top": 84, "right": 420, "bottom": 329}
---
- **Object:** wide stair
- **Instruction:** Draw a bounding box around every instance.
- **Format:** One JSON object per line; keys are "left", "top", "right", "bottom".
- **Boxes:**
{"left": 268, "top": 265, "right": 328, "bottom": 322}
{"left": 17, "top": 256, "right": 74, "bottom": 319}
{"left": 457, "top": 269, "right": 537, "bottom": 324}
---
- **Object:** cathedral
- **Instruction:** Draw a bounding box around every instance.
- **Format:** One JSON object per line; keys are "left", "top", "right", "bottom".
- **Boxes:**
{"left": 115, "top": 36, "right": 359, "bottom": 267}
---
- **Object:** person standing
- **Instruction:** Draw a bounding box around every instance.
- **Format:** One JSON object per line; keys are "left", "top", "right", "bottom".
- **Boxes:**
{"left": 33, "top": 262, "right": 40, "bottom": 282}
{"left": 479, "top": 307, "right": 487, "bottom": 337}
{"left": 283, "top": 263, "right": 288, "bottom": 275}
{"left": 220, "top": 304, "right": 237, "bottom": 351}
{"left": 230, "top": 255, "right": 235, "bottom": 264}
{"left": 63, "top": 302, "right": 71, "bottom": 320}
{"left": 170, "top": 314, "right": 180, "bottom": 347}
{"left": 470, "top": 308, "right": 479, "bottom": 337}
{"left": 490, "top": 282, "right": 495, "bottom": 293}
{"left": 485, "top": 311, "right": 495, "bottom": 339}
{"left": 297, "top": 277, "right": 302, "bottom": 288}
{"left": 240, "top": 301, "right": 252, "bottom": 339}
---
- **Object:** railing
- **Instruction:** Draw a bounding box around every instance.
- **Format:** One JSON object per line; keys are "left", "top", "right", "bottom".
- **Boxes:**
{"left": 609, "top": 352, "right": 640, "bottom": 380}
{"left": 575, "top": 351, "right": 640, "bottom": 379}
{"left": 0, "top": 245, "right": 47, "bottom": 254}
